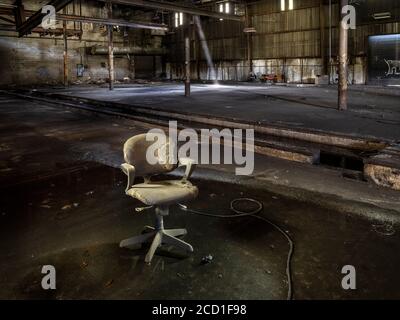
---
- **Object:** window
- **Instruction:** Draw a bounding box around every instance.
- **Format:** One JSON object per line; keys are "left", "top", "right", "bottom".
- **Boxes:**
{"left": 174, "top": 12, "right": 184, "bottom": 27}
{"left": 281, "top": 0, "right": 294, "bottom": 11}
{"left": 225, "top": 2, "right": 230, "bottom": 14}
{"left": 218, "top": 2, "right": 231, "bottom": 14}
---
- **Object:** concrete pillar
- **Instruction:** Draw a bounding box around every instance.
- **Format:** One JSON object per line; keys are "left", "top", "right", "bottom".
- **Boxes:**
{"left": 338, "top": 0, "right": 348, "bottom": 110}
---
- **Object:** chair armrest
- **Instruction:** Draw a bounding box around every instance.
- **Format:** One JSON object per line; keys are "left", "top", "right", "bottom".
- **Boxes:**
{"left": 178, "top": 157, "right": 196, "bottom": 181}
{"left": 120, "top": 163, "right": 136, "bottom": 192}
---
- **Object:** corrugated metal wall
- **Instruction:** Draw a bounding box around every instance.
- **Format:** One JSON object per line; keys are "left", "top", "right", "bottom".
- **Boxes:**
{"left": 168, "top": 0, "right": 400, "bottom": 84}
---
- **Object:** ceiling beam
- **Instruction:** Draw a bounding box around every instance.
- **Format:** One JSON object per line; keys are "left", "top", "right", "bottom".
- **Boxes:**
{"left": 17, "top": 0, "right": 73, "bottom": 37}
{"left": 0, "top": 15, "right": 14, "bottom": 24}
{"left": 15, "top": 0, "right": 242, "bottom": 37}
{"left": 99, "top": 0, "right": 243, "bottom": 21}
{"left": 0, "top": 8, "right": 167, "bottom": 31}
{"left": 0, "top": 23, "right": 82, "bottom": 36}
{"left": 56, "top": 14, "right": 168, "bottom": 30}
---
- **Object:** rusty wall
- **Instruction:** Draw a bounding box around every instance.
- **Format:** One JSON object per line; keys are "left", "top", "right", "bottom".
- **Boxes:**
{"left": 0, "top": 37, "right": 133, "bottom": 86}
{"left": 1, "top": 0, "right": 399, "bottom": 85}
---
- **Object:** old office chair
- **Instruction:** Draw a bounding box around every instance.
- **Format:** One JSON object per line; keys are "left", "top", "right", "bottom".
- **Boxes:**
{"left": 119, "top": 133, "right": 198, "bottom": 263}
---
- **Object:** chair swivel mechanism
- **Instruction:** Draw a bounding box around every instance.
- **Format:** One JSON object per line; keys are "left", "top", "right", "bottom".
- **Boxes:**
{"left": 119, "top": 133, "right": 198, "bottom": 264}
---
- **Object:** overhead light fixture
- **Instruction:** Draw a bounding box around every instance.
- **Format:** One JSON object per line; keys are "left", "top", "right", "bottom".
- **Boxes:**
{"left": 372, "top": 12, "right": 391, "bottom": 20}
{"left": 174, "top": 12, "right": 179, "bottom": 27}
{"left": 225, "top": 2, "right": 230, "bottom": 14}
{"left": 174, "top": 12, "right": 184, "bottom": 27}
{"left": 243, "top": 27, "right": 256, "bottom": 33}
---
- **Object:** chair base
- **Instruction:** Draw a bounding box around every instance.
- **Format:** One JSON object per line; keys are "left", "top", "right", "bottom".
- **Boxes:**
{"left": 120, "top": 208, "right": 193, "bottom": 264}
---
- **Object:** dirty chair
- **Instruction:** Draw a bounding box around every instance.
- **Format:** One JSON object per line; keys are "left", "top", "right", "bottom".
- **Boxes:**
{"left": 119, "top": 133, "right": 198, "bottom": 264}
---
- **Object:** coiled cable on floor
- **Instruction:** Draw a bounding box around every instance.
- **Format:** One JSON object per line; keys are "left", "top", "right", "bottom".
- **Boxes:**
{"left": 178, "top": 198, "right": 294, "bottom": 300}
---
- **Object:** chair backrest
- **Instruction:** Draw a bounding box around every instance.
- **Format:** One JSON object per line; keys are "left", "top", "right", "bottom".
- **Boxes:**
{"left": 123, "top": 133, "right": 177, "bottom": 177}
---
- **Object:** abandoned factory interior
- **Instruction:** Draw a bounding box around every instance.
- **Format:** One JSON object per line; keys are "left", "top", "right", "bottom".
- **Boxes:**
{"left": 0, "top": 0, "right": 400, "bottom": 302}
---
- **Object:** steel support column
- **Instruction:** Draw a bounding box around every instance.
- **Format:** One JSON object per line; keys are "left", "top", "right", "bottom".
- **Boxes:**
{"left": 245, "top": 5, "right": 253, "bottom": 75}
{"left": 338, "top": 0, "right": 348, "bottom": 110}
{"left": 63, "top": 21, "right": 68, "bottom": 86}
{"left": 320, "top": 0, "right": 326, "bottom": 75}
{"left": 184, "top": 25, "right": 190, "bottom": 97}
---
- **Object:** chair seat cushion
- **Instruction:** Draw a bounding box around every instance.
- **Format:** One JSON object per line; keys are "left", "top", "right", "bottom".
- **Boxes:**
{"left": 126, "top": 180, "right": 198, "bottom": 206}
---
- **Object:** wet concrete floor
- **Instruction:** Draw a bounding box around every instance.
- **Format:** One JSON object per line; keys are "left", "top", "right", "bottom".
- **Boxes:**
{"left": 1, "top": 93, "right": 399, "bottom": 300}
{"left": 0, "top": 164, "right": 399, "bottom": 300}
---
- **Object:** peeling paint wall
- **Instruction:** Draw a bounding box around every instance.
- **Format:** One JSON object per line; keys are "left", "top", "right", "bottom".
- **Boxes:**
{"left": 0, "top": 0, "right": 164, "bottom": 86}
{"left": 0, "top": 37, "right": 133, "bottom": 86}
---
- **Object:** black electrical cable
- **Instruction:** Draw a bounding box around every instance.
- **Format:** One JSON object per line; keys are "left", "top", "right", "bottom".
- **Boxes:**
{"left": 178, "top": 198, "right": 294, "bottom": 300}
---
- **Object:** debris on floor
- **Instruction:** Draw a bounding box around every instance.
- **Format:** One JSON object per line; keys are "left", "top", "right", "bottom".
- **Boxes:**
{"left": 104, "top": 279, "right": 114, "bottom": 287}
{"left": 201, "top": 254, "right": 213, "bottom": 265}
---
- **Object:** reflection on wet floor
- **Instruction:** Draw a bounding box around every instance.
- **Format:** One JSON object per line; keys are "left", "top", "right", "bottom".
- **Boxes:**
{"left": 0, "top": 163, "right": 399, "bottom": 299}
